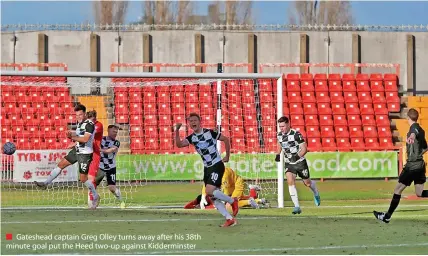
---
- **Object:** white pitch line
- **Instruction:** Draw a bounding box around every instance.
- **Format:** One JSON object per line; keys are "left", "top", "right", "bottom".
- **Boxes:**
{"left": 1, "top": 204, "right": 428, "bottom": 211}
{"left": 2, "top": 214, "right": 427, "bottom": 225}
{"left": 144, "top": 242, "right": 428, "bottom": 255}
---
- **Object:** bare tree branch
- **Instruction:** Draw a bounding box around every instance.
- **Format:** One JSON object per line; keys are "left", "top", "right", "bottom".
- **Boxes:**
{"left": 93, "top": 0, "right": 128, "bottom": 26}
{"left": 288, "top": 0, "right": 353, "bottom": 27}
{"left": 141, "top": 0, "right": 194, "bottom": 27}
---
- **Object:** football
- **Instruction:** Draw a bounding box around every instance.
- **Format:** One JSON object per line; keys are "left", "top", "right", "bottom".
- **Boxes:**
{"left": 3, "top": 142, "right": 16, "bottom": 155}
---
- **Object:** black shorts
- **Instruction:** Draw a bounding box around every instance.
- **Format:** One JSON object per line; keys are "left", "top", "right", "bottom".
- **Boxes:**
{"left": 104, "top": 168, "right": 117, "bottom": 185}
{"left": 203, "top": 161, "right": 225, "bottom": 188}
{"left": 398, "top": 165, "right": 426, "bottom": 187}
{"left": 76, "top": 154, "right": 92, "bottom": 175}
{"left": 64, "top": 148, "right": 77, "bottom": 164}
{"left": 285, "top": 159, "right": 310, "bottom": 180}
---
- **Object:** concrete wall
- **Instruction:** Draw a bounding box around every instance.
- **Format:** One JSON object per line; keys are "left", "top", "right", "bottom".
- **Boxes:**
{"left": 2, "top": 30, "right": 428, "bottom": 92}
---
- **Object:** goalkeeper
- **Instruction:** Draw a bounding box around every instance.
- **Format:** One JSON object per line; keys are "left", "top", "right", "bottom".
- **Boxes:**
{"left": 184, "top": 167, "right": 268, "bottom": 209}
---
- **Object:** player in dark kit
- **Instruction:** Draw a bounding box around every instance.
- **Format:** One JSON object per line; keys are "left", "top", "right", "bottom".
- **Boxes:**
{"left": 175, "top": 113, "right": 239, "bottom": 227}
{"left": 374, "top": 108, "right": 428, "bottom": 223}
{"left": 275, "top": 116, "right": 320, "bottom": 214}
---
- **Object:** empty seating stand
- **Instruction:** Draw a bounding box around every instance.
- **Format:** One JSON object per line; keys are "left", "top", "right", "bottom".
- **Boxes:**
{"left": 112, "top": 72, "right": 398, "bottom": 154}
{"left": 1, "top": 76, "right": 73, "bottom": 150}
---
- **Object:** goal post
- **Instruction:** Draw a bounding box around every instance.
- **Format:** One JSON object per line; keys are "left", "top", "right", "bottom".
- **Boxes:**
{"left": 1, "top": 70, "right": 285, "bottom": 208}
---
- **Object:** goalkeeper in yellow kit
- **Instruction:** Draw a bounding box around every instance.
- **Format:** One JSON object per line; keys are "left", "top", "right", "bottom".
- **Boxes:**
{"left": 184, "top": 167, "right": 268, "bottom": 209}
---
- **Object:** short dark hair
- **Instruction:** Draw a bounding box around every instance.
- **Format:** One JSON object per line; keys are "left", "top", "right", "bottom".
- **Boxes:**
{"left": 187, "top": 113, "right": 201, "bottom": 121}
{"left": 277, "top": 116, "right": 289, "bottom": 124}
{"left": 108, "top": 124, "right": 119, "bottom": 130}
{"left": 74, "top": 104, "right": 86, "bottom": 113}
{"left": 408, "top": 108, "right": 419, "bottom": 122}
{"left": 87, "top": 110, "right": 97, "bottom": 119}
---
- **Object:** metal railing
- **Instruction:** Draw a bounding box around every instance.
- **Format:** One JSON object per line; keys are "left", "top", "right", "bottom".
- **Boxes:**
{"left": 2, "top": 23, "right": 428, "bottom": 32}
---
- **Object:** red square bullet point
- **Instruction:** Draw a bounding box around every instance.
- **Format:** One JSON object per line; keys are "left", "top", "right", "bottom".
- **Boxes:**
{"left": 6, "top": 234, "right": 12, "bottom": 240}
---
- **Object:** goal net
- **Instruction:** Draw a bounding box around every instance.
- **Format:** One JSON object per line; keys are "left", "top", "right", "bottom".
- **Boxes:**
{"left": 1, "top": 70, "right": 285, "bottom": 209}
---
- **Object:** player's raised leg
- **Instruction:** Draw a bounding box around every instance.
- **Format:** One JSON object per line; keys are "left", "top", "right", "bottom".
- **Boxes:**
{"left": 34, "top": 146, "right": 76, "bottom": 189}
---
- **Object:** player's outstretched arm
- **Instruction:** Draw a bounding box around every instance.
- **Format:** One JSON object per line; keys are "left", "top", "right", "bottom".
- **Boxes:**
{"left": 218, "top": 135, "right": 230, "bottom": 162}
{"left": 101, "top": 146, "right": 118, "bottom": 154}
{"left": 298, "top": 142, "right": 308, "bottom": 157}
{"left": 175, "top": 123, "right": 190, "bottom": 148}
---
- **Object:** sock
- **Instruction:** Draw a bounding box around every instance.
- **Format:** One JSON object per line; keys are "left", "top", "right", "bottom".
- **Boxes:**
{"left": 45, "top": 167, "right": 62, "bottom": 185}
{"left": 386, "top": 193, "right": 401, "bottom": 218}
{"left": 238, "top": 200, "right": 248, "bottom": 208}
{"left": 112, "top": 188, "right": 122, "bottom": 201}
{"left": 421, "top": 190, "right": 428, "bottom": 197}
{"left": 214, "top": 199, "right": 233, "bottom": 220}
{"left": 309, "top": 180, "right": 319, "bottom": 196}
{"left": 89, "top": 181, "right": 97, "bottom": 201}
{"left": 213, "top": 190, "right": 234, "bottom": 204}
{"left": 84, "top": 180, "right": 98, "bottom": 199}
{"left": 288, "top": 185, "right": 300, "bottom": 208}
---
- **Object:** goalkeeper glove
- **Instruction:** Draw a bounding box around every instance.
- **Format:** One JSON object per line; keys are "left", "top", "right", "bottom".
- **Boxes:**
{"left": 200, "top": 195, "right": 208, "bottom": 209}
{"left": 275, "top": 154, "right": 281, "bottom": 162}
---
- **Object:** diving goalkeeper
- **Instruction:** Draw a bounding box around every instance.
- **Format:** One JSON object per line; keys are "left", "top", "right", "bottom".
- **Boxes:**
{"left": 184, "top": 167, "right": 268, "bottom": 209}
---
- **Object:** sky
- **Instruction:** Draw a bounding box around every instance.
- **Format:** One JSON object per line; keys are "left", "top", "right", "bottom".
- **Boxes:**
{"left": 1, "top": 1, "right": 427, "bottom": 26}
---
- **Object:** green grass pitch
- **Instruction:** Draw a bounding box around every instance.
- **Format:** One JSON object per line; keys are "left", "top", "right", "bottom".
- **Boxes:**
{"left": 1, "top": 180, "right": 428, "bottom": 254}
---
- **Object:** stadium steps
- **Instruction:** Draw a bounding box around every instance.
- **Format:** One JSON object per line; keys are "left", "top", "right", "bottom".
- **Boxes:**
{"left": 77, "top": 96, "right": 109, "bottom": 133}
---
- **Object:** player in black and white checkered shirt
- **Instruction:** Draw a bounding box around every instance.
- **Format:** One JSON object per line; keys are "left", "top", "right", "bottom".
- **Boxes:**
{"left": 176, "top": 113, "right": 239, "bottom": 227}
{"left": 275, "top": 116, "right": 321, "bottom": 215}
{"left": 92, "top": 125, "right": 125, "bottom": 209}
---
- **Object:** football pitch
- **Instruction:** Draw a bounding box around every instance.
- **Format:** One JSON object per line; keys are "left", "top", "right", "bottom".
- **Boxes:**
{"left": 1, "top": 180, "right": 428, "bottom": 255}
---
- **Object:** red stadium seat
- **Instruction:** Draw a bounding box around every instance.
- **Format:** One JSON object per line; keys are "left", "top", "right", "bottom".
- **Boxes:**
{"left": 385, "top": 91, "right": 400, "bottom": 103}
{"left": 261, "top": 112, "right": 276, "bottom": 127}
{"left": 337, "top": 138, "right": 351, "bottom": 151}
{"left": 116, "top": 114, "right": 129, "bottom": 124}
{"left": 130, "top": 126, "right": 144, "bottom": 138}
{"left": 361, "top": 115, "right": 376, "bottom": 126}
{"left": 144, "top": 103, "right": 157, "bottom": 115}
{"left": 331, "top": 103, "right": 346, "bottom": 115}
{"left": 328, "top": 74, "right": 342, "bottom": 92}
{"left": 347, "top": 114, "right": 362, "bottom": 126}
{"left": 302, "top": 91, "right": 316, "bottom": 102}
{"left": 384, "top": 74, "right": 398, "bottom": 92}
{"left": 376, "top": 115, "right": 390, "bottom": 126}
{"left": 293, "top": 126, "right": 306, "bottom": 138}
{"left": 129, "top": 102, "right": 143, "bottom": 115}
{"left": 144, "top": 114, "right": 157, "bottom": 126}
{"left": 359, "top": 103, "right": 374, "bottom": 115}
{"left": 241, "top": 80, "right": 255, "bottom": 92}
{"left": 171, "top": 90, "right": 185, "bottom": 103}
{"left": 330, "top": 92, "right": 345, "bottom": 103}
{"left": 356, "top": 74, "right": 370, "bottom": 92}
{"left": 115, "top": 103, "right": 129, "bottom": 115}
{"left": 314, "top": 74, "right": 328, "bottom": 92}
{"left": 307, "top": 138, "right": 322, "bottom": 151}
{"left": 307, "top": 126, "right": 320, "bottom": 138}
{"left": 333, "top": 115, "right": 348, "bottom": 126}
{"left": 335, "top": 126, "right": 350, "bottom": 138}
{"left": 258, "top": 79, "right": 273, "bottom": 92}
{"left": 290, "top": 115, "right": 305, "bottom": 126}
{"left": 246, "top": 137, "right": 261, "bottom": 152}
{"left": 342, "top": 74, "right": 357, "bottom": 92}
{"left": 157, "top": 90, "right": 170, "bottom": 103}
{"left": 370, "top": 73, "right": 384, "bottom": 92}
{"left": 322, "top": 138, "right": 337, "bottom": 151}
{"left": 358, "top": 92, "right": 372, "bottom": 103}
{"left": 159, "top": 137, "right": 173, "bottom": 151}
{"left": 300, "top": 74, "right": 314, "bottom": 92}
{"left": 288, "top": 92, "right": 302, "bottom": 103}
{"left": 129, "top": 115, "right": 143, "bottom": 125}
{"left": 115, "top": 91, "right": 128, "bottom": 102}
{"left": 315, "top": 92, "right": 330, "bottom": 103}
{"left": 373, "top": 103, "right": 388, "bottom": 115}
{"left": 346, "top": 103, "right": 360, "bottom": 115}
{"left": 304, "top": 103, "right": 317, "bottom": 115}
{"left": 350, "top": 137, "right": 365, "bottom": 149}
{"left": 305, "top": 114, "right": 319, "bottom": 126}
{"left": 289, "top": 103, "right": 304, "bottom": 115}
{"left": 231, "top": 137, "right": 246, "bottom": 152}
{"left": 158, "top": 114, "right": 172, "bottom": 126}
{"left": 363, "top": 126, "right": 378, "bottom": 138}
{"left": 130, "top": 138, "right": 145, "bottom": 151}
{"left": 349, "top": 126, "right": 363, "bottom": 138}
{"left": 387, "top": 102, "right": 401, "bottom": 112}
{"left": 365, "top": 138, "right": 380, "bottom": 149}
{"left": 378, "top": 126, "right": 392, "bottom": 138}
{"left": 372, "top": 92, "right": 386, "bottom": 103}
{"left": 186, "top": 90, "right": 199, "bottom": 103}
{"left": 379, "top": 137, "right": 394, "bottom": 148}
{"left": 260, "top": 91, "right": 274, "bottom": 103}
{"left": 144, "top": 138, "right": 159, "bottom": 150}
{"left": 318, "top": 103, "right": 332, "bottom": 115}
{"left": 241, "top": 91, "right": 255, "bottom": 104}
{"left": 286, "top": 74, "right": 300, "bottom": 92}
{"left": 319, "top": 115, "right": 333, "bottom": 126}
{"left": 320, "top": 126, "right": 335, "bottom": 138}
{"left": 344, "top": 92, "right": 358, "bottom": 103}
{"left": 158, "top": 103, "right": 171, "bottom": 115}
{"left": 244, "top": 114, "right": 258, "bottom": 127}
